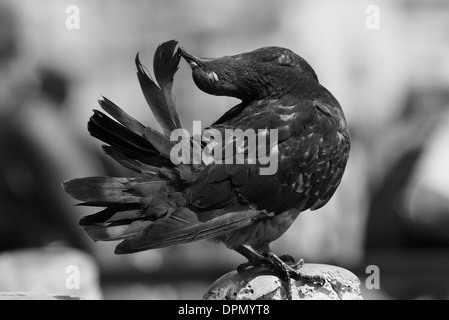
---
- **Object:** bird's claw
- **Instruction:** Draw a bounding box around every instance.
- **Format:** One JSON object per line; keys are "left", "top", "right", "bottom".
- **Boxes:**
{"left": 237, "top": 251, "right": 273, "bottom": 275}
{"left": 290, "top": 269, "right": 326, "bottom": 286}
{"left": 235, "top": 246, "right": 326, "bottom": 300}
{"left": 264, "top": 253, "right": 326, "bottom": 299}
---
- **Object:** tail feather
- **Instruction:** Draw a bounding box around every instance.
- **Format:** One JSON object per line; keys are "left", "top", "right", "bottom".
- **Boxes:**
{"left": 136, "top": 45, "right": 182, "bottom": 137}
{"left": 82, "top": 219, "right": 154, "bottom": 242}
{"left": 63, "top": 177, "right": 144, "bottom": 205}
{"left": 88, "top": 108, "right": 176, "bottom": 171}
{"left": 63, "top": 175, "right": 182, "bottom": 243}
{"left": 114, "top": 207, "right": 259, "bottom": 254}
{"left": 89, "top": 41, "right": 184, "bottom": 171}
{"left": 102, "top": 145, "right": 177, "bottom": 177}
{"left": 79, "top": 205, "right": 142, "bottom": 225}
{"left": 153, "top": 40, "right": 182, "bottom": 129}
{"left": 88, "top": 109, "right": 158, "bottom": 158}
{"left": 98, "top": 97, "right": 146, "bottom": 136}
{"left": 63, "top": 41, "right": 225, "bottom": 254}
{"left": 144, "top": 127, "right": 175, "bottom": 157}
{"left": 102, "top": 146, "right": 146, "bottom": 174}
{"left": 80, "top": 206, "right": 150, "bottom": 242}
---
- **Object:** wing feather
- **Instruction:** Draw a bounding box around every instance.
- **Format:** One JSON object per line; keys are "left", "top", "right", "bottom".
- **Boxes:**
{"left": 188, "top": 98, "right": 350, "bottom": 215}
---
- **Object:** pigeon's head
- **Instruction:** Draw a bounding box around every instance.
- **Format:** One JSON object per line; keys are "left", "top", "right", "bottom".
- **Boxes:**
{"left": 179, "top": 46, "right": 318, "bottom": 100}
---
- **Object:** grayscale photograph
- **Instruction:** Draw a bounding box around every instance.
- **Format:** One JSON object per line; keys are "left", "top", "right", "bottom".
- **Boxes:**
{"left": 0, "top": 0, "right": 448, "bottom": 304}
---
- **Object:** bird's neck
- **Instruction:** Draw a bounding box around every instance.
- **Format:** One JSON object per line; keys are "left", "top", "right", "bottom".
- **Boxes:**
{"left": 243, "top": 74, "right": 319, "bottom": 101}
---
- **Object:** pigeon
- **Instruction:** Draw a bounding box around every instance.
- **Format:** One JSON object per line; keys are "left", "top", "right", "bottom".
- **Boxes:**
{"left": 63, "top": 40, "right": 351, "bottom": 299}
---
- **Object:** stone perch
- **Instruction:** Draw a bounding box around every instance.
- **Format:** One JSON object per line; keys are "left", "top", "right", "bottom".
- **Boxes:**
{"left": 203, "top": 263, "right": 362, "bottom": 300}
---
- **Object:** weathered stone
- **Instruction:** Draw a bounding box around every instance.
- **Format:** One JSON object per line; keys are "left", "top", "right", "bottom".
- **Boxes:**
{"left": 203, "top": 263, "right": 362, "bottom": 300}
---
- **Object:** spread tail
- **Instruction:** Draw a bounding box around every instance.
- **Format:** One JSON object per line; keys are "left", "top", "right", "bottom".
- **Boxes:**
{"left": 63, "top": 40, "right": 259, "bottom": 253}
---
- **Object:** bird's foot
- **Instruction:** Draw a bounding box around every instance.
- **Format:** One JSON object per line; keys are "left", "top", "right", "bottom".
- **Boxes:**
{"left": 237, "top": 249, "right": 268, "bottom": 274}
{"left": 264, "top": 252, "right": 326, "bottom": 300}
{"left": 234, "top": 246, "right": 325, "bottom": 300}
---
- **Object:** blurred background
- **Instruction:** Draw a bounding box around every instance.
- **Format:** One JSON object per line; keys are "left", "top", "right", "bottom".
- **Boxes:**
{"left": 0, "top": 0, "right": 448, "bottom": 300}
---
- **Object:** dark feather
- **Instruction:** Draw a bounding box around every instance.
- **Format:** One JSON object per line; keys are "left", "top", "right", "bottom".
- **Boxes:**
{"left": 80, "top": 205, "right": 142, "bottom": 225}
{"left": 82, "top": 219, "right": 154, "bottom": 242}
{"left": 62, "top": 177, "right": 142, "bottom": 205}
{"left": 114, "top": 207, "right": 259, "bottom": 254}
{"left": 188, "top": 98, "right": 350, "bottom": 214}
{"left": 153, "top": 40, "right": 182, "bottom": 129}
{"left": 144, "top": 127, "right": 174, "bottom": 157}
{"left": 212, "top": 101, "right": 248, "bottom": 125}
{"left": 136, "top": 49, "right": 181, "bottom": 137}
{"left": 102, "top": 145, "right": 175, "bottom": 176}
{"left": 89, "top": 109, "right": 175, "bottom": 170}
{"left": 88, "top": 110, "right": 158, "bottom": 157}
{"left": 63, "top": 42, "right": 351, "bottom": 261}
{"left": 98, "top": 97, "right": 145, "bottom": 136}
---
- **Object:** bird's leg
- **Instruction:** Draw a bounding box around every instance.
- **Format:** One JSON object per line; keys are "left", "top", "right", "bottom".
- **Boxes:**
{"left": 234, "top": 245, "right": 296, "bottom": 271}
{"left": 263, "top": 250, "right": 326, "bottom": 286}
{"left": 262, "top": 251, "right": 296, "bottom": 299}
{"left": 234, "top": 245, "right": 270, "bottom": 274}
{"left": 279, "top": 254, "right": 304, "bottom": 268}
{"left": 233, "top": 245, "right": 326, "bottom": 299}
{"left": 262, "top": 250, "right": 327, "bottom": 299}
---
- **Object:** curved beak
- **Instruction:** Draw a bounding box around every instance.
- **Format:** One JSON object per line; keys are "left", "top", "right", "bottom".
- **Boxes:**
{"left": 178, "top": 47, "right": 208, "bottom": 69}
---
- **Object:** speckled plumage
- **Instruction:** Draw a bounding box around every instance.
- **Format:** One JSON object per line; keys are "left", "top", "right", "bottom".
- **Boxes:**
{"left": 63, "top": 41, "right": 350, "bottom": 261}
